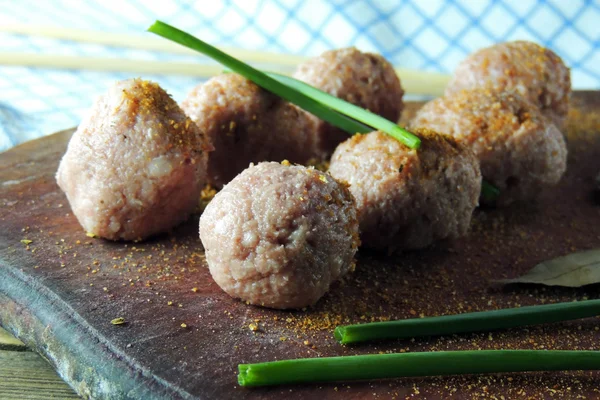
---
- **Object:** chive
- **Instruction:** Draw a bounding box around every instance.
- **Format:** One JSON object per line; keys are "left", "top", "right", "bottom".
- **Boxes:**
{"left": 334, "top": 299, "right": 600, "bottom": 345}
{"left": 481, "top": 180, "right": 500, "bottom": 202}
{"left": 266, "top": 72, "right": 420, "bottom": 149}
{"left": 147, "top": 21, "right": 420, "bottom": 149}
{"left": 238, "top": 350, "right": 600, "bottom": 387}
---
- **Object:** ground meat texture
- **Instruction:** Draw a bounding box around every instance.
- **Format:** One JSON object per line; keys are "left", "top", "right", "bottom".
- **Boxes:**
{"left": 445, "top": 41, "right": 571, "bottom": 129}
{"left": 56, "top": 79, "right": 211, "bottom": 241}
{"left": 328, "top": 130, "right": 480, "bottom": 251}
{"left": 293, "top": 47, "right": 404, "bottom": 157}
{"left": 411, "top": 88, "right": 567, "bottom": 206}
{"left": 199, "top": 162, "right": 359, "bottom": 309}
{"left": 181, "top": 74, "right": 315, "bottom": 188}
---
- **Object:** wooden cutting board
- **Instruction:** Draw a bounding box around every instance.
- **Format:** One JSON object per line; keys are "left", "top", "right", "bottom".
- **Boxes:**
{"left": 1, "top": 94, "right": 600, "bottom": 400}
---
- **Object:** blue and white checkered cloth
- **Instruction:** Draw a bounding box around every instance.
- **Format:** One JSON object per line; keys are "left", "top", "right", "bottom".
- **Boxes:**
{"left": 1, "top": 0, "right": 598, "bottom": 152}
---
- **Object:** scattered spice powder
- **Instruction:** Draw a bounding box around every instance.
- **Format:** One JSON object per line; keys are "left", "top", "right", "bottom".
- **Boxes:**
{"left": 6, "top": 98, "right": 600, "bottom": 398}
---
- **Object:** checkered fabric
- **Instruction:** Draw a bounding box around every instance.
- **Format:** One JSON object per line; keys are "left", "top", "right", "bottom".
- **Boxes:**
{"left": 1, "top": 0, "right": 598, "bottom": 152}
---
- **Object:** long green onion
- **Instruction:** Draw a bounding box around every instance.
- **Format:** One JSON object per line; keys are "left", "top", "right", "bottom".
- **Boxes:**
{"left": 266, "top": 72, "right": 420, "bottom": 149}
{"left": 148, "top": 21, "right": 419, "bottom": 148}
{"left": 334, "top": 299, "right": 600, "bottom": 345}
{"left": 238, "top": 350, "right": 600, "bottom": 387}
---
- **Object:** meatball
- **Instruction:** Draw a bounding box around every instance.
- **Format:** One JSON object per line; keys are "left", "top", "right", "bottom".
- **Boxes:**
{"left": 411, "top": 88, "right": 567, "bottom": 206}
{"left": 328, "top": 130, "right": 481, "bottom": 251}
{"left": 181, "top": 73, "right": 315, "bottom": 188}
{"left": 293, "top": 47, "right": 404, "bottom": 157}
{"left": 199, "top": 161, "right": 359, "bottom": 309}
{"left": 56, "top": 79, "right": 211, "bottom": 241}
{"left": 446, "top": 41, "right": 571, "bottom": 128}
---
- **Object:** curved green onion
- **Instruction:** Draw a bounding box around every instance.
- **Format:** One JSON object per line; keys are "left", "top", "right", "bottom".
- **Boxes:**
{"left": 148, "top": 21, "right": 418, "bottom": 148}
{"left": 334, "top": 299, "right": 600, "bottom": 345}
{"left": 266, "top": 72, "right": 420, "bottom": 149}
{"left": 238, "top": 350, "right": 600, "bottom": 387}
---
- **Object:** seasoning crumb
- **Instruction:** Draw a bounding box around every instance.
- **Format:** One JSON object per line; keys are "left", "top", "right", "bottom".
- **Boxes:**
{"left": 192, "top": 287, "right": 198, "bottom": 292}
{"left": 248, "top": 322, "right": 259, "bottom": 332}
{"left": 86, "top": 232, "right": 96, "bottom": 238}
{"left": 20, "top": 239, "right": 32, "bottom": 245}
{"left": 181, "top": 323, "right": 188, "bottom": 328}
{"left": 198, "top": 184, "right": 217, "bottom": 211}
{"left": 111, "top": 317, "right": 126, "bottom": 325}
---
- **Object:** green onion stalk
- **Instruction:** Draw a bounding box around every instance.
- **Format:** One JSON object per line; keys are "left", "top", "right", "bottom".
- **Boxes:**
{"left": 238, "top": 350, "right": 600, "bottom": 387}
{"left": 334, "top": 299, "right": 600, "bottom": 345}
{"left": 148, "top": 20, "right": 420, "bottom": 149}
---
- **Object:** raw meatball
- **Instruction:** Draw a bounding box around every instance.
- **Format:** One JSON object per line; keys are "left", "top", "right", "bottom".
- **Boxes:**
{"left": 56, "top": 79, "right": 212, "bottom": 241}
{"left": 446, "top": 41, "right": 571, "bottom": 128}
{"left": 199, "top": 161, "right": 359, "bottom": 309}
{"left": 329, "top": 130, "right": 480, "bottom": 251}
{"left": 411, "top": 88, "right": 567, "bottom": 206}
{"left": 181, "top": 74, "right": 315, "bottom": 188}
{"left": 294, "top": 47, "right": 404, "bottom": 157}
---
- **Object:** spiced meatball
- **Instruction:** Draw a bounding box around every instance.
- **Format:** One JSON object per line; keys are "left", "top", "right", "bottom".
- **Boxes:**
{"left": 294, "top": 47, "right": 404, "bottom": 157}
{"left": 446, "top": 41, "right": 571, "bottom": 128}
{"left": 181, "top": 73, "right": 315, "bottom": 188}
{"left": 411, "top": 88, "right": 567, "bottom": 206}
{"left": 328, "top": 130, "right": 480, "bottom": 251}
{"left": 56, "top": 79, "right": 212, "bottom": 241}
{"left": 199, "top": 161, "right": 359, "bottom": 309}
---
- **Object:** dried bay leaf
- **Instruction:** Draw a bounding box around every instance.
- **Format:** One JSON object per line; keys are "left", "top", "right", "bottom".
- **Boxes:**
{"left": 501, "top": 248, "right": 600, "bottom": 287}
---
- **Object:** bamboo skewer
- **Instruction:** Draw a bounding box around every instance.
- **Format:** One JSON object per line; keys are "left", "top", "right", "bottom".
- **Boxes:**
{"left": 0, "top": 24, "right": 451, "bottom": 95}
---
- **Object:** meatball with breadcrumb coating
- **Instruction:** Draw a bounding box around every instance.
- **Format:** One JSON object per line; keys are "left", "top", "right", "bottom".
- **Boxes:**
{"left": 56, "top": 79, "right": 212, "bottom": 241}
{"left": 329, "top": 130, "right": 481, "bottom": 252}
{"left": 445, "top": 41, "right": 570, "bottom": 129}
{"left": 411, "top": 88, "right": 567, "bottom": 206}
{"left": 199, "top": 162, "right": 359, "bottom": 309}
{"left": 182, "top": 73, "right": 315, "bottom": 188}
{"left": 294, "top": 47, "right": 404, "bottom": 158}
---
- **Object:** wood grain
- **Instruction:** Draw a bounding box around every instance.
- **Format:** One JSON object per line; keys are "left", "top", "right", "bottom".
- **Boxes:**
{"left": 0, "top": 327, "right": 26, "bottom": 350}
{"left": 0, "top": 350, "right": 78, "bottom": 399}
{"left": 1, "top": 94, "right": 599, "bottom": 399}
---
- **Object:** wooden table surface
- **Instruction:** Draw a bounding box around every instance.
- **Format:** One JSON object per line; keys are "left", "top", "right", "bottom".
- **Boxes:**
{"left": 0, "top": 326, "right": 78, "bottom": 399}
{"left": 1, "top": 93, "right": 599, "bottom": 399}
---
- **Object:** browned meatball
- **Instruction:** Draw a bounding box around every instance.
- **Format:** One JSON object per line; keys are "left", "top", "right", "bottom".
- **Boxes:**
{"left": 181, "top": 74, "right": 315, "bottom": 188}
{"left": 294, "top": 47, "right": 404, "bottom": 157}
{"left": 329, "top": 130, "right": 480, "bottom": 252}
{"left": 411, "top": 88, "right": 567, "bottom": 206}
{"left": 446, "top": 41, "right": 571, "bottom": 128}
{"left": 56, "top": 79, "right": 212, "bottom": 241}
{"left": 199, "top": 161, "right": 359, "bottom": 309}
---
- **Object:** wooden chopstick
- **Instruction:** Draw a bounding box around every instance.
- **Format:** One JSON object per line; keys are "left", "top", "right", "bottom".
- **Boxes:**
{"left": 0, "top": 52, "right": 449, "bottom": 96}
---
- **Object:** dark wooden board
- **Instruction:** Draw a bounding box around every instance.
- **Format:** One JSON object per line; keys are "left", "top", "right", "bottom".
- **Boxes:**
{"left": 1, "top": 93, "right": 600, "bottom": 400}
